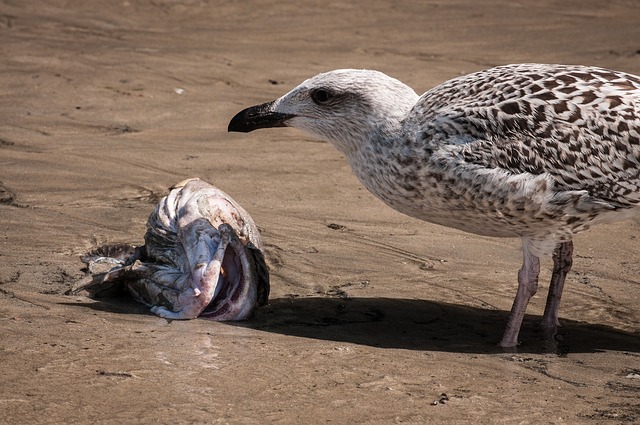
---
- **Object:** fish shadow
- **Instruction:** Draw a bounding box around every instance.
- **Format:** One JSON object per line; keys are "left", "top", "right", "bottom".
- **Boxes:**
{"left": 242, "top": 297, "right": 640, "bottom": 355}
{"left": 65, "top": 290, "right": 151, "bottom": 316}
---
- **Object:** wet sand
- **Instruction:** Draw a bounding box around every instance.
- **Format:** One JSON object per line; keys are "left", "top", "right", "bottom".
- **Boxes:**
{"left": 1, "top": 1, "right": 639, "bottom": 423}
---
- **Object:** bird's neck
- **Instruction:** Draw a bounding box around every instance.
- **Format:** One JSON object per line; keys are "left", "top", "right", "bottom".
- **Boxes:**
{"left": 332, "top": 115, "right": 405, "bottom": 158}
{"left": 342, "top": 124, "right": 413, "bottom": 193}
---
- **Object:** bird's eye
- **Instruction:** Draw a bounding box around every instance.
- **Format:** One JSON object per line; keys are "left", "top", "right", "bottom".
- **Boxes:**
{"left": 311, "top": 89, "right": 332, "bottom": 104}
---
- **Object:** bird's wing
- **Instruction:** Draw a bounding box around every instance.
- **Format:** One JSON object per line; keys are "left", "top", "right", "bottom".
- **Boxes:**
{"left": 411, "top": 64, "right": 640, "bottom": 207}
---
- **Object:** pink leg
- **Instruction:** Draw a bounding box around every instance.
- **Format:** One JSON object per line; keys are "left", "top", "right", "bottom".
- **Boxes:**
{"left": 541, "top": 241, "right": 573, "bottom": 329}
{"left": 499, "top": 242, "right": 540, "bottom": 348}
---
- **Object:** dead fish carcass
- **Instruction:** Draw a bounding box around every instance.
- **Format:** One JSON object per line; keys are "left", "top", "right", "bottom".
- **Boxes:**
{"left": 72, "top": 178, "right": 269, "bottom": 321}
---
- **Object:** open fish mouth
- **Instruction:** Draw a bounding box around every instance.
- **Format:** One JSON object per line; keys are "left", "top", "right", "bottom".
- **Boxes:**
{"left": 199, "top": 225, "right": 270, "bottom": 320}
{"left": 201, "top": 246, "right": 248, "bottom": 318}
{"left": 201, "top": 249, "right": 242, "bottom": 317}
{"left": 70, "top": 178, "right": 269, "bottom": 321}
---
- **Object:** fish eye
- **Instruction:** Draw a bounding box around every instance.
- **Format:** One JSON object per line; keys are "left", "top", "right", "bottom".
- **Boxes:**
{"left": 311, "top": 88, "right": 332, "bottom": 105}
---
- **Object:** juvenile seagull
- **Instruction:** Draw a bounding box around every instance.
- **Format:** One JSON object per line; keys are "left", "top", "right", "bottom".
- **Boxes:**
{"left": 228, "top": 64, "right": 640, "bottom": 347}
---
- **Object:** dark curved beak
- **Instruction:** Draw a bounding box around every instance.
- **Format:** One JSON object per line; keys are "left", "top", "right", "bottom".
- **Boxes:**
{"left": 228, "top": 101, "right": 295, "bottom": 133}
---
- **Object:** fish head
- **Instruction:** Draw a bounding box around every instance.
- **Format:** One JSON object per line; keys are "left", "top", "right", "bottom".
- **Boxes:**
{"left": 143, "top": 180, "right": 270, "bottom": 321}
{"left": 74, "top": 179, "right": 270, "bottom": 322}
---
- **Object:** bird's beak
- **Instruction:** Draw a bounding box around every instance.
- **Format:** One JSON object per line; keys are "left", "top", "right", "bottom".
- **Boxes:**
{"left": 228, "top": 101, "right": 295, "bottom": 133}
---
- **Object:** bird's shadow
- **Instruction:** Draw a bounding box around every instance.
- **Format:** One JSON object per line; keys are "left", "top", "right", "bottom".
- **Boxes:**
{"left": 69, "top": 292, "right": 640, "bottom": 355}
{"left": 244, "top": 297, "right": 640, "bottom": 355}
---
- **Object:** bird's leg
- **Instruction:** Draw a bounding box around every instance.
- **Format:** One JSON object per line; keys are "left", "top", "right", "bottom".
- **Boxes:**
{"left": 541, "top": 241, "right": 573, "bottom": 331}
{"left": 500, "top": 242, "right": 540, "bottom": 348}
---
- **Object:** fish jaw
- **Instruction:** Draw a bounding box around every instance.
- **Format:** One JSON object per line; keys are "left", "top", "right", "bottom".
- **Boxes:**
{"left": 148, "top": 223, "right": 259, "bottom": 321}
{"left": 149, "top": 220, "right": 231, "bottom": 320}
{"left": 199, "top": 224, "right": 259, "bottom": 321}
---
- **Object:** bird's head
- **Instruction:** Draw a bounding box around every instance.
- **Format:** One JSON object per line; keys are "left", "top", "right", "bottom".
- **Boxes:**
{"left": 228, "top": 69, "right": 419, "bottom": 155}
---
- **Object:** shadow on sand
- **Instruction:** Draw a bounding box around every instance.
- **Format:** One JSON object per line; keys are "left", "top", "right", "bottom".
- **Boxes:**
{"left": 69, "top": 292, "right": 640, "bottom": 355}
{"left": 245, "top": 297, "right": 640, "bottom": 355}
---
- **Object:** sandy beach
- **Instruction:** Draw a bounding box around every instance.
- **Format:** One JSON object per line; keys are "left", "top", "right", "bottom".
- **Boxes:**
{"left": 1, "top": 1, "right": 639, "bottom": 423}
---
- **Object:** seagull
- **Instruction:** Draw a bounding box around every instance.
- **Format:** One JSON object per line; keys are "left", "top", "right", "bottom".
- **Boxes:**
{"left": 228, "top": 64, "right": 640, "bottom": 347}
